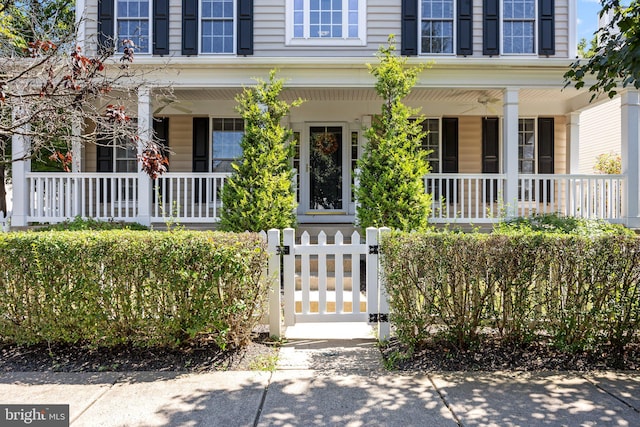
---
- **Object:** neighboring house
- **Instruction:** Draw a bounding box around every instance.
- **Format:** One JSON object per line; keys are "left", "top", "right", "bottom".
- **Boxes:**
{"left": 8, "top": 0, "right": 640, "bottom": 228}
{"left": 579, "top": 98, "right": 621, "bottom": 175}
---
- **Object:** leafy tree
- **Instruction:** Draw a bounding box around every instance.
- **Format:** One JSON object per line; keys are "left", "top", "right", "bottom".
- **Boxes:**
{"left": 219, "top": 70, "right": 302, "bottom": 232}
{"left": 355, "top": 36, "right": 432, "bottom": 231}
{"left": 0, "top": 0, "right": 169, "bottom": 215}
{"left": 577, "top": 35, "right": 598, "bottom": 59}
{"left": 565, "top": 0, "right": 640, "bottom": 100}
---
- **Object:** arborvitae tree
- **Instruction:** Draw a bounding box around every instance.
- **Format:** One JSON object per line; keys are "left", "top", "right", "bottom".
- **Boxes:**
{"left": 355, "top": 37, "right": 432, "bottom": 231}
{"left": 219, "top": 70, "right": 303, "bottom": 232}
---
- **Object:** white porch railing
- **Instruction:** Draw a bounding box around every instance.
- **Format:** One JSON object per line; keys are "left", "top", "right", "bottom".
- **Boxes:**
{"left": 151, "top": 173, "right": 230, "bottom": 223}
{"left": 28, "top": 173, "right": 139, "bottom": 222}
{"left": 25, "top": 172, "right": 625, "bottom": 225}
{"left": 425, "top": 173, "right": 506, "bottom": 223}
{"left": 517, "top": 174, "right": 624, "bottom": 221}
{"left": 426, "top": 173, "right": 625, "bottom": 223}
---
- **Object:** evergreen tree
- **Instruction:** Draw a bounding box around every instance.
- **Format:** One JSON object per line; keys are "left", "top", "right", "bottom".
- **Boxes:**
{"left": 355, "top": 37, "right": 432, "bottom": 231}
{"left": 219, "top": 70, "right": 302, "bottom": 232}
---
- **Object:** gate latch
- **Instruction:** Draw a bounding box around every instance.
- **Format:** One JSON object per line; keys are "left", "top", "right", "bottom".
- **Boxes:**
{"left": 277, "top": 245, "right": 290, "bottom": 255}
{"left": 369, "top": 313, "right": 389, "bottom": 323}
{"left": 368, "top": 245, "right": 379, "bottom": 255}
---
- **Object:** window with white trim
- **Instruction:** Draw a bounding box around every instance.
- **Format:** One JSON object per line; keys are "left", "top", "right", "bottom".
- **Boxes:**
{"left": 421, "top": 0, "right": 455, "bottom": 54}
{"left": 518, "top": 118, "right": 536, "bottom": 200}
{"left": 116, "top": 0, "right": 151, "bottom": 53}
{"left": 518, "top": 118, "right": 535, "bottom": 173}
{"left": 201, "top": 0, "right": 235, "bottom": 53}
{"left": 212, "top": 118, "right": 244, "bottom": 172}
{"left": 421, "top": 118, "right": 441, "bottom": 172}
{"left": 286, "top": 0, "right": 366, "bottom": 46}
{"left": 502, "top": 0, "right": 535, "bottom": 54}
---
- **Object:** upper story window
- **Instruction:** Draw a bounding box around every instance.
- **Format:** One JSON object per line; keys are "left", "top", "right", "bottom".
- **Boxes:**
{"left": 286, "top": 0, "right": 366, "bottom": 46}
{"left": 116, "top": 0, "right": 151, "bottom": 53}
{"left": 502, "top": 0, "right": 535, "bottom": 54}
{"left": 421, "top": 0, "right": 454, "bottom": 54}
{"left": 201, "top": 0, "right": 235, "bottom": 53}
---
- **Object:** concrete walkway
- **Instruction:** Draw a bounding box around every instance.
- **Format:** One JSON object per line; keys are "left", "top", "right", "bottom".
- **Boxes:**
{"left": 1, "top": 324, "right": 639, "bottom": 426}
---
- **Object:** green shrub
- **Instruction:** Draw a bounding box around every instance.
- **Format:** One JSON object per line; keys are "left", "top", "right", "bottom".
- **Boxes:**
{"left": 355, "top": 37, "right": 432, "bottom": 231}
{"left": 36, "top": 216, "right": 148, "bottom": 231}
{"left": 381, "top": 230, "right": 640, "bottom": 353}
{"left": 0, "top": 230, "right": 268, "bottom": 349}
{"left": 219, "top": 70, "right": 302, "bottom": 232}
{"left": 496, "top": 213, "right": 633, "bottom": 237}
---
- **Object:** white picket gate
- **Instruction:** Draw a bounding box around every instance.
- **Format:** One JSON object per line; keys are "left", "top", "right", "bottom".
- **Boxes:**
{"left": 264, "top": 227, "right": 390, "bottom": 341}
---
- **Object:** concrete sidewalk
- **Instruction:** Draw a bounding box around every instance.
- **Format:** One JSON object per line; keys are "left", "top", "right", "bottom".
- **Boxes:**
{"left": 1, "top": 325, "right": 639, "bottom": 426}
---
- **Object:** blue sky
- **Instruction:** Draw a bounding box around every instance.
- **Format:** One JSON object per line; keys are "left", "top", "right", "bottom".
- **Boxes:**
{"left": 577, "top": 0, "right": 603, "bottom": 42}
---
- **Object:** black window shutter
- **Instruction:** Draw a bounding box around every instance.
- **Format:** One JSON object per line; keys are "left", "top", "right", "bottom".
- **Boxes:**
{"left": 538, "top": 0, "right": 555, "bottom": 55}
{"left": 182, "top": 0, "right": 198, "bottom": 55}
{"left": 442, "top": 118, "right": 459, "bottom": 173}
{"left": 457, "top": 0, "right": 473, "bottom": 55}
{"left": 237, "top": 0, "right": 254, "bottom": 55}
{"left": 153, "top": 117, "right": 170, "bottom": 166}
{"left": 538, "top": 117, "right": 554, "bottom": 201}
{"left": 192, "top": 118, "right": 209, "bottom": 172}
{"left": 97, "top": 0, "right": 115, "bottom": 55}
{"left": 96, "top": 133, "right": 113, "bottom": 203}
{"left": 441, "top": 117, "right": 460, "bottom": 203}
{"left": 483, "top": 0, "right": 500, "bottom": 55}
{"left": 153, "top": 0, "right": 170, "bottom": 55}
{"left": 482, "top": 117, "right": 500, "bottom": 202}
{"left": 401, "top": 0, "right": 418, "bottom": 56}
{"left": 538, "top": 118, "right": 554, "bottom": 174}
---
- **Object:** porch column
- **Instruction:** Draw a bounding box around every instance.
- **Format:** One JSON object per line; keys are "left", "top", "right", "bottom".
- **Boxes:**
{"left": 75, "top": 0, "right": 86, "bottom": 51}
{"left": 71, "top": 115, "right": 83, "bottom": 217}
{"left": 71, "top": 115, "right": 82, "bottom": 173}
{"left": 502, "top": 88, "right": 519, "bottom": 217}
{"left": 566, "top": 112, "right": 580, "bottom": 174}
{"left": 621, "top": 90, "right": 640, "bottom": 228}
{"left": 137, "top": 86, "right": 152, "bottom": 226}
{"left": 11, "top": 111, "right": 30, "bottom": 227}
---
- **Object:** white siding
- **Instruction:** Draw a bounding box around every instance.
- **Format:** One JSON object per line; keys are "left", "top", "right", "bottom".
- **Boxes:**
{"left": 579, "top": 99, "right": 621, "bottom": 174}
{"left": 85, "top": 0, "right": 571, "bottom": 59}
{"left": 554, "top": 115, "right": 567, "bottom": 174}
{"left": 166, "top": 115, "right": 193, "bottom": 172}
{"left": 554, "top": 0, "right": 570, "bottom": 58}
{"left": 459, "top": 116, "right": 483, "bottom": 173}
{"left": 252, "top": 0, "right": 399, "bottom": 57}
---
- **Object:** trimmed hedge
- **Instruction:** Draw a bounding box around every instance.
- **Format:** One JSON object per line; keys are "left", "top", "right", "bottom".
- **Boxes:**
{"left": 0, "top": 230, "right": 268, "bottom": 349}
{"left": 381, "top": 229, "right": 640, "bottom": 352}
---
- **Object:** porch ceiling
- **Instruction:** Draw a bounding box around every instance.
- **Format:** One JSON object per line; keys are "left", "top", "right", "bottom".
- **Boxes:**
{"left": 161, "top": 86, "right": 595, "bottom": 116}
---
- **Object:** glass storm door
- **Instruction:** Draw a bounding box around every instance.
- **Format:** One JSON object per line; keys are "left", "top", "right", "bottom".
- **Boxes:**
{"left": 308, "top": 126, "right": 344, "bottom": 211}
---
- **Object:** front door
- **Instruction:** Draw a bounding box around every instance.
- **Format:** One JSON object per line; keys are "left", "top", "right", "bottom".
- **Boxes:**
{"left": 306, "top": 125, "right": 347, "bottom": 213}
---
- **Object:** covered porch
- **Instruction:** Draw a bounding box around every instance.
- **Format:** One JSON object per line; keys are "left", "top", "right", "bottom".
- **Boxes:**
{"left": 6, "top": 58, "right": 640, "bottom": 229}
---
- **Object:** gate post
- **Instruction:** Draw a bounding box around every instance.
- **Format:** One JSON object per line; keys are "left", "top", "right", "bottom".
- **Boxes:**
{"left": 366, "top": 227, "right": 380, "bottom": 338}
{"left": 283, "top": 228, "right": 296, "bottom": 326}
{"left": 267, "top": 229, "right": 281, "bottom": 339}
{"left": 378, "top": 227, "right": 391, "bottom": 341}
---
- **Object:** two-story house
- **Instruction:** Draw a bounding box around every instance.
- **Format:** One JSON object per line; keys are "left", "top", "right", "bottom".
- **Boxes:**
{"left": 8, "top": 0, "right": 640, "bottom": 229}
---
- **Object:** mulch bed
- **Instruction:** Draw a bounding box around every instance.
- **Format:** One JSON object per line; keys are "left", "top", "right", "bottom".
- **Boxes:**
{"left": 2, "top": 331, "right": 640, "bottom": 373}
{"left": 380, "top": 336, "right": 640, "bottom": 372}
{"left": 0, "top": 331, "right": 278, "bottom": 373}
